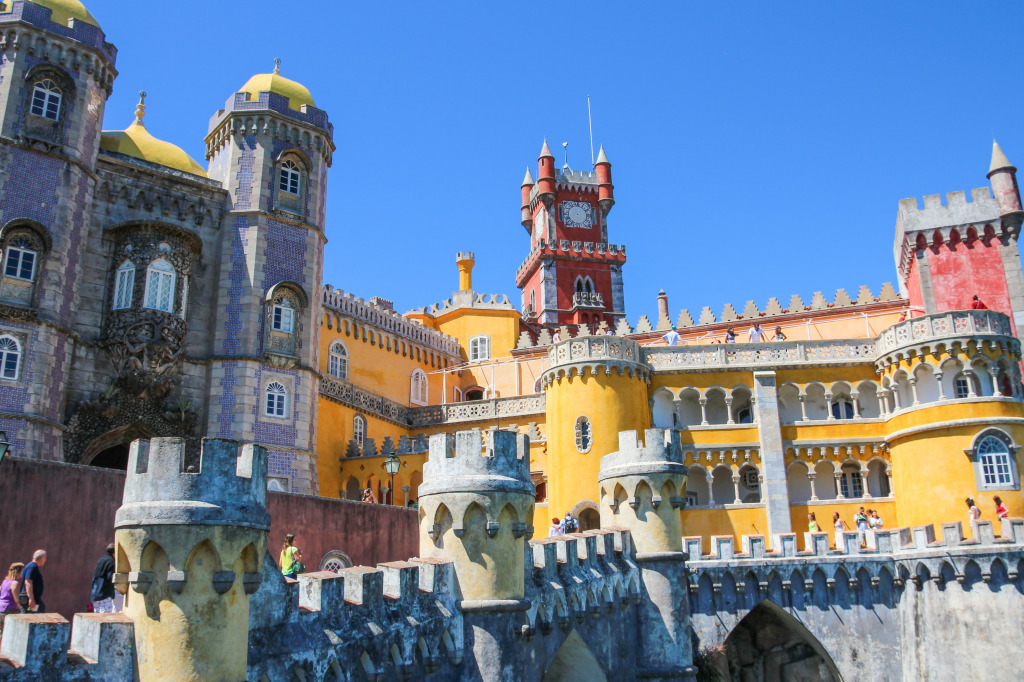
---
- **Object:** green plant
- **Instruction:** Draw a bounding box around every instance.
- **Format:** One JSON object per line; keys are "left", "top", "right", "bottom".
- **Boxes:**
{"left": 694, "top": 645, "right": 726, "bottom": 682}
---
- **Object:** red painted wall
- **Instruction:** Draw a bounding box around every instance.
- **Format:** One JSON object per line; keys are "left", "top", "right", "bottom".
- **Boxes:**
{"left": 0, "top": 458, "right": 418, "bottom": 618}
{"left": 926, "top": 241, "right": 1012, "bottom": 323}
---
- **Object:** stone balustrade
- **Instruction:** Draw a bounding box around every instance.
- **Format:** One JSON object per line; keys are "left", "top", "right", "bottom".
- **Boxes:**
{"left": 409, "top": 394, "right": 545, "bottom": 427}
{"left": 875, "top": 309, "right": 1016, "bottom": 358}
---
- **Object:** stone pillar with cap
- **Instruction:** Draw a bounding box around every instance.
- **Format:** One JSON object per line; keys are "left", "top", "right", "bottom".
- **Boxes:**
{"left": 598, "top": 428, "right": 696, "bottom": 682}
{"left": 113, "top": 437, "right": 269, "bottom": 681}
{"left": 417, "top": 429, "right": 535, "bottom": 682}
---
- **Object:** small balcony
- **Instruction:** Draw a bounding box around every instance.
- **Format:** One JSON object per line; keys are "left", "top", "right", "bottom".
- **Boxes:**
{"left": 572, "top": 291, "right": 604, "bottom": 309}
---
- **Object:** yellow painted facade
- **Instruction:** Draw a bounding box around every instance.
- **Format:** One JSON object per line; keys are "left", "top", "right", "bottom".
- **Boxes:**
{"left": 314, "top": 254, "right": 1024, "bottom": 559}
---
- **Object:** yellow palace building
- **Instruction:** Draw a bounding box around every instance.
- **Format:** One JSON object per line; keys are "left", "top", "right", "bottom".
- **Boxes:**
{"left": 317, "top": 141, "right": 1024, "bottom": 551}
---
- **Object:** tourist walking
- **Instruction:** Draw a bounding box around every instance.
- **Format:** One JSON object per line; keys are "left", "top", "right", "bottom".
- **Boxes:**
{"left": 548, "top": 517, "right": 564, "bottom": 537}
{"left": 661, "top": 326, "right": 682, "bottom": 346}
{"left": 807, "top": 512, "right": 819, "bottom": 533}
{"left": 869, "top": 510, "right": 884, "bottom": 530}
{"left": 971, "top": 295, "right": 988, "bottom": 310}
{"left": 0, "top": 562, "right": 23, "bottom": 637}
{"left": 563, "top": 512, "right": 578, "bottom": 534}
{"left": 725, "top": 328, "right": 736, "bottom": 344}
{"left": 966, "top": 497, "right": 982, "bottom": 522}
{"left": 279, "top": 534, "right": 303, "bottom": 579}
{"left": 748, "top": 323, "right": 763, "bottom": 343}
{"left": 773, "top": 326, "right": 786, "bottom": 341}
{"left": 90, "top": 544, "right": 116, "bottom": 613}
{"left": 362, "top": 487, "right": 376, "bottom": 504}
{"left": 994, "top": 496, "right": 1009, "bottom": 520}
{"left": 21, "top": 550, "right": 46, "bottom": 613}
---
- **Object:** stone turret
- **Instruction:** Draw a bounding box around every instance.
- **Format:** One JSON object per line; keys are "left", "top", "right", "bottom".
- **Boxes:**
{"left": 599, "top": 428, "right": 696, "bottom": 682}
{"left": 113, "top": 438, "right": 269, "bottom": 681}
{"left": 418, "top": 429, "right": 535, "bottom": 682}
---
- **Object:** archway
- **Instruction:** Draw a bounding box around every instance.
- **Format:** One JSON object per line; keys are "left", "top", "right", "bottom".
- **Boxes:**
{"left": 570, "top": 499, "right": 600, "bottom": 531}
{"left": 80, "top": 423, "right": 156, "bottom": 470}
{"left": 723, "top": 600, "right": 842, "bottom": 681}
{"left": 542, "top": 629, "right": 607, "bottom": 682}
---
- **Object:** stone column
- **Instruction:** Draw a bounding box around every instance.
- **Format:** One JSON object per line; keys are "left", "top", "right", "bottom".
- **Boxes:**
{"left": 698, "top": 398, "right": 708, "bottom": 426}
{"left": 851, "top": 392, "right": 861, "bottom": 418}
{"left": 725, "top": 397, "right": 735, "bottom": 425}
{"left": 909, "top": 378, "right": 920, "bottom": 405}
{"left": 418, "top": 430, "right": 535, "bottom": 682}
{"left": 799, "top": 394, "right": 808, "bottom": 421}
{"left": 598, "top": 429, "right": 695, "bottom": 682}
{"left": 113, "top": 438, "right": 269, "bottom": 682}
{"left": 825, "top": 393, "right": 835, "bottom": 420}
{"left": 752, "top": 371, "right": 793, "bottom": 542}
{"left": 936, "top": 373, "right": 947, "bottom": 400}
{"left": 402, "top": 485, "right": 410, "bottom": 507}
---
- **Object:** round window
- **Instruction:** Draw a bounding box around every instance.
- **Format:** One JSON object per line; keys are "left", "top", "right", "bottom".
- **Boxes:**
{"left": 319, "top": 550, "right": 353, "bottom": 573}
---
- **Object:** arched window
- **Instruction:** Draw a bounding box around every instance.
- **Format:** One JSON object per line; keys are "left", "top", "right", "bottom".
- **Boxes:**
{"left": 529, "top": 289, "right": 536, "bottom": 312}
{"left": 468, "top": 335, "right": 489, "bottom": 362}
{"left": 954, "top": 372, "right": 978, "bottom": 399}
{"left": 112, "top": 260, "right": 135, "bottom": 310}
{"left": 410, "top": 369, "right": 427, "bottom": 405}
{"left": 839, "top": 463, "right": 864, "bottom": 498}
{"left": 144, "top": 258, "right": 176, "bottom": 312}
{"left": 353, "top": 415, "right": 366, "bottom": 448}
{"left": 264, "top": 381, "right": 288, "bottom": 418}
{"left": 30, "top": 80, "right": 61, "bottom": 120}
{"left": 831, "top": 399, "right": 854, "bottom": 420}
{"left": 0, "top": 335, "right": 20, "bottom": 380}
{"left": 279, "top": 160, "right": 301, "bottom": 195}
{"left": 272, "top": 298, "right": 294, "bottom": 333}
{"left": 328, "top": 341, "right": 348, "bottom": 379}
{"left": 977, "top": 435, "right": 1014, "bottom": 487}
{"left": 575, "top": 415, "right": 592, "bottom": 453}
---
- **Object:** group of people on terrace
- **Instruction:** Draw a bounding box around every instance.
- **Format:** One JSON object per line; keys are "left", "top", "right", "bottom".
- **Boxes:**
{"left": 547, "top": 511, "right": 580, "bottom": 537}
{"left": 660, "top": 323, "right": 787, "bottom": 347}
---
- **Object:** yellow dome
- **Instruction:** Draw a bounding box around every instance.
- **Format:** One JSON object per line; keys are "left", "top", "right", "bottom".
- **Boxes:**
{"left": 100, "top": 95, "right": 207, "bottom": 177}
{"left": 31, "top": 0, "right": 100, "bottom": 28}
{"left": 239, "top": 65, "right": 315, "bottom": 112}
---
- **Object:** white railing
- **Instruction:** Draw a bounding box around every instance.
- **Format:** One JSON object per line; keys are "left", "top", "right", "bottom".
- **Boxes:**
{"left": 409, "top": 395, "right": 545, "bottom": 427}
{"left": 645, "top": 340, "right": 877, "bottom": 371}
{"left": 572, "top": 291, "right": 604, "bottom": 308}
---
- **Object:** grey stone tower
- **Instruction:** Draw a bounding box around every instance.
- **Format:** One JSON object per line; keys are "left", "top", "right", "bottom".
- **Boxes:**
{"left": 203, "top": 62, "right": 334, "bottom": 493}
{"left": 0, "top": 1, "right": 116, "bottom": 458}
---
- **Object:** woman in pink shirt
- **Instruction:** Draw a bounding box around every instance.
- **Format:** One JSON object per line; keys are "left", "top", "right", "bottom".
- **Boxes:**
{"left": 0, "top": 562, "right": 24, "bottom": 637}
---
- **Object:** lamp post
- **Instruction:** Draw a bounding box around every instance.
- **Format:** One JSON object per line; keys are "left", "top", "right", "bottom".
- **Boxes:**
{"left": 384, "top": 453, "right": 400, "bottom": 506}
{"left": 0, "top": 431, "right": 9, "bottom": 467}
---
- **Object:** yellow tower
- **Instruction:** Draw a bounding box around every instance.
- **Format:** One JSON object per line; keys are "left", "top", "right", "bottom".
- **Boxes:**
{"left": 544, "top": 335, "right": 651, "bottom": 520}
{"left": 113, "top": 438, "right": 268, "bottom": 681}
{"left": 417, "top": 428, "right": 535, "bottom": 682}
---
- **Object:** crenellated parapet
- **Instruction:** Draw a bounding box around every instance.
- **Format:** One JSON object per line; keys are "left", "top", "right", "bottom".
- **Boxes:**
{"left": 598, "top": 429, "right": 687, "bottom": 554}
{"left": 0, "top": 613, "right": 136, "bottom": 681}
{"left": 246, "top": 554, "right": 464, "bottom": 682}
{"left": 524, "top": 529, "right": 640, "bottom": 638}
{"left": 874, "top": 309, "right": 1020, "bottom": 371}
{"left": 419, "top": 431, "right": 534, "bottom": 545}
{"left": 113, "top": 437, "right": 270, "bottom": 681}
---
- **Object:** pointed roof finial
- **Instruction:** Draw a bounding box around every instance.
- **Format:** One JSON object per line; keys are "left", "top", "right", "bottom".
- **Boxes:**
{"left": 522, "top": 166, "right": 535, "bottom": 186}
{"left": 595, "top": 144, "right": 610, "bottom": 165}
{"left": 990, "top": 139, "right": 1015, "bottom": 174}
{"left": 273, "top": 57, "right": 282, "bottom": 75}
{"left": 133, "top": 90, "right": 146, "bottom": 126}
{"left": 539, "top": 138, "right": 554, "bottom": 159}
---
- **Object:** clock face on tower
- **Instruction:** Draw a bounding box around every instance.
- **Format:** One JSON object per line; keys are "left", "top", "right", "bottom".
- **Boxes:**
{"left": 562, "top": 200, "right": 593, "bottom": 228}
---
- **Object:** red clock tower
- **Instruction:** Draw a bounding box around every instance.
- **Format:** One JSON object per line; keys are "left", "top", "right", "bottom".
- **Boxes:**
{"left": 516, "top": 140, "right": 627, "bottom": 328}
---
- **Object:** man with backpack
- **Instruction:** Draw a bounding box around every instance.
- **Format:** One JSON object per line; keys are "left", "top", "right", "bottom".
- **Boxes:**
{"left": 563, "top": 512, "right": 578, "bottom": 534}
{"left": 91, "top": 544, "right": 116, "bottom": 613}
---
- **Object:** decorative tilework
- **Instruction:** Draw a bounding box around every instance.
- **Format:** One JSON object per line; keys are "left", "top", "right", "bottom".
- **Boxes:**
{"left": 222, "top": 218, "right": 250, "bottom": 356}
{"left": 251, "top": 365, "right": 302, "bottom": 448}
{"left": 216, "top": 361, "right": 238, "bottom": 438}
{"left": 233, "top": 135, "right": 256, "bottom": 211}
{"left": 0, "top": 416, "right": 29, "bottom": 456}
{"left": 267, "top": 448, "right": 298, "bottom": 482}
{"left": 264, "top": 219, "right": 308, "bottom": 289}
{"left": 0, "top": 1, "right": 118, "bottom": 63}
{"left": 228, "top": 91, "right": 329, "bottom": 132}
{"left": 0, "top": 148, "right": 60, "bottom": 226}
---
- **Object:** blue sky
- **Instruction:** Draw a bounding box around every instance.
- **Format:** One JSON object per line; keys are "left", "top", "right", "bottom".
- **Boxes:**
{"left": 92, "top": 1, "right": 1024, "bottom": 323}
